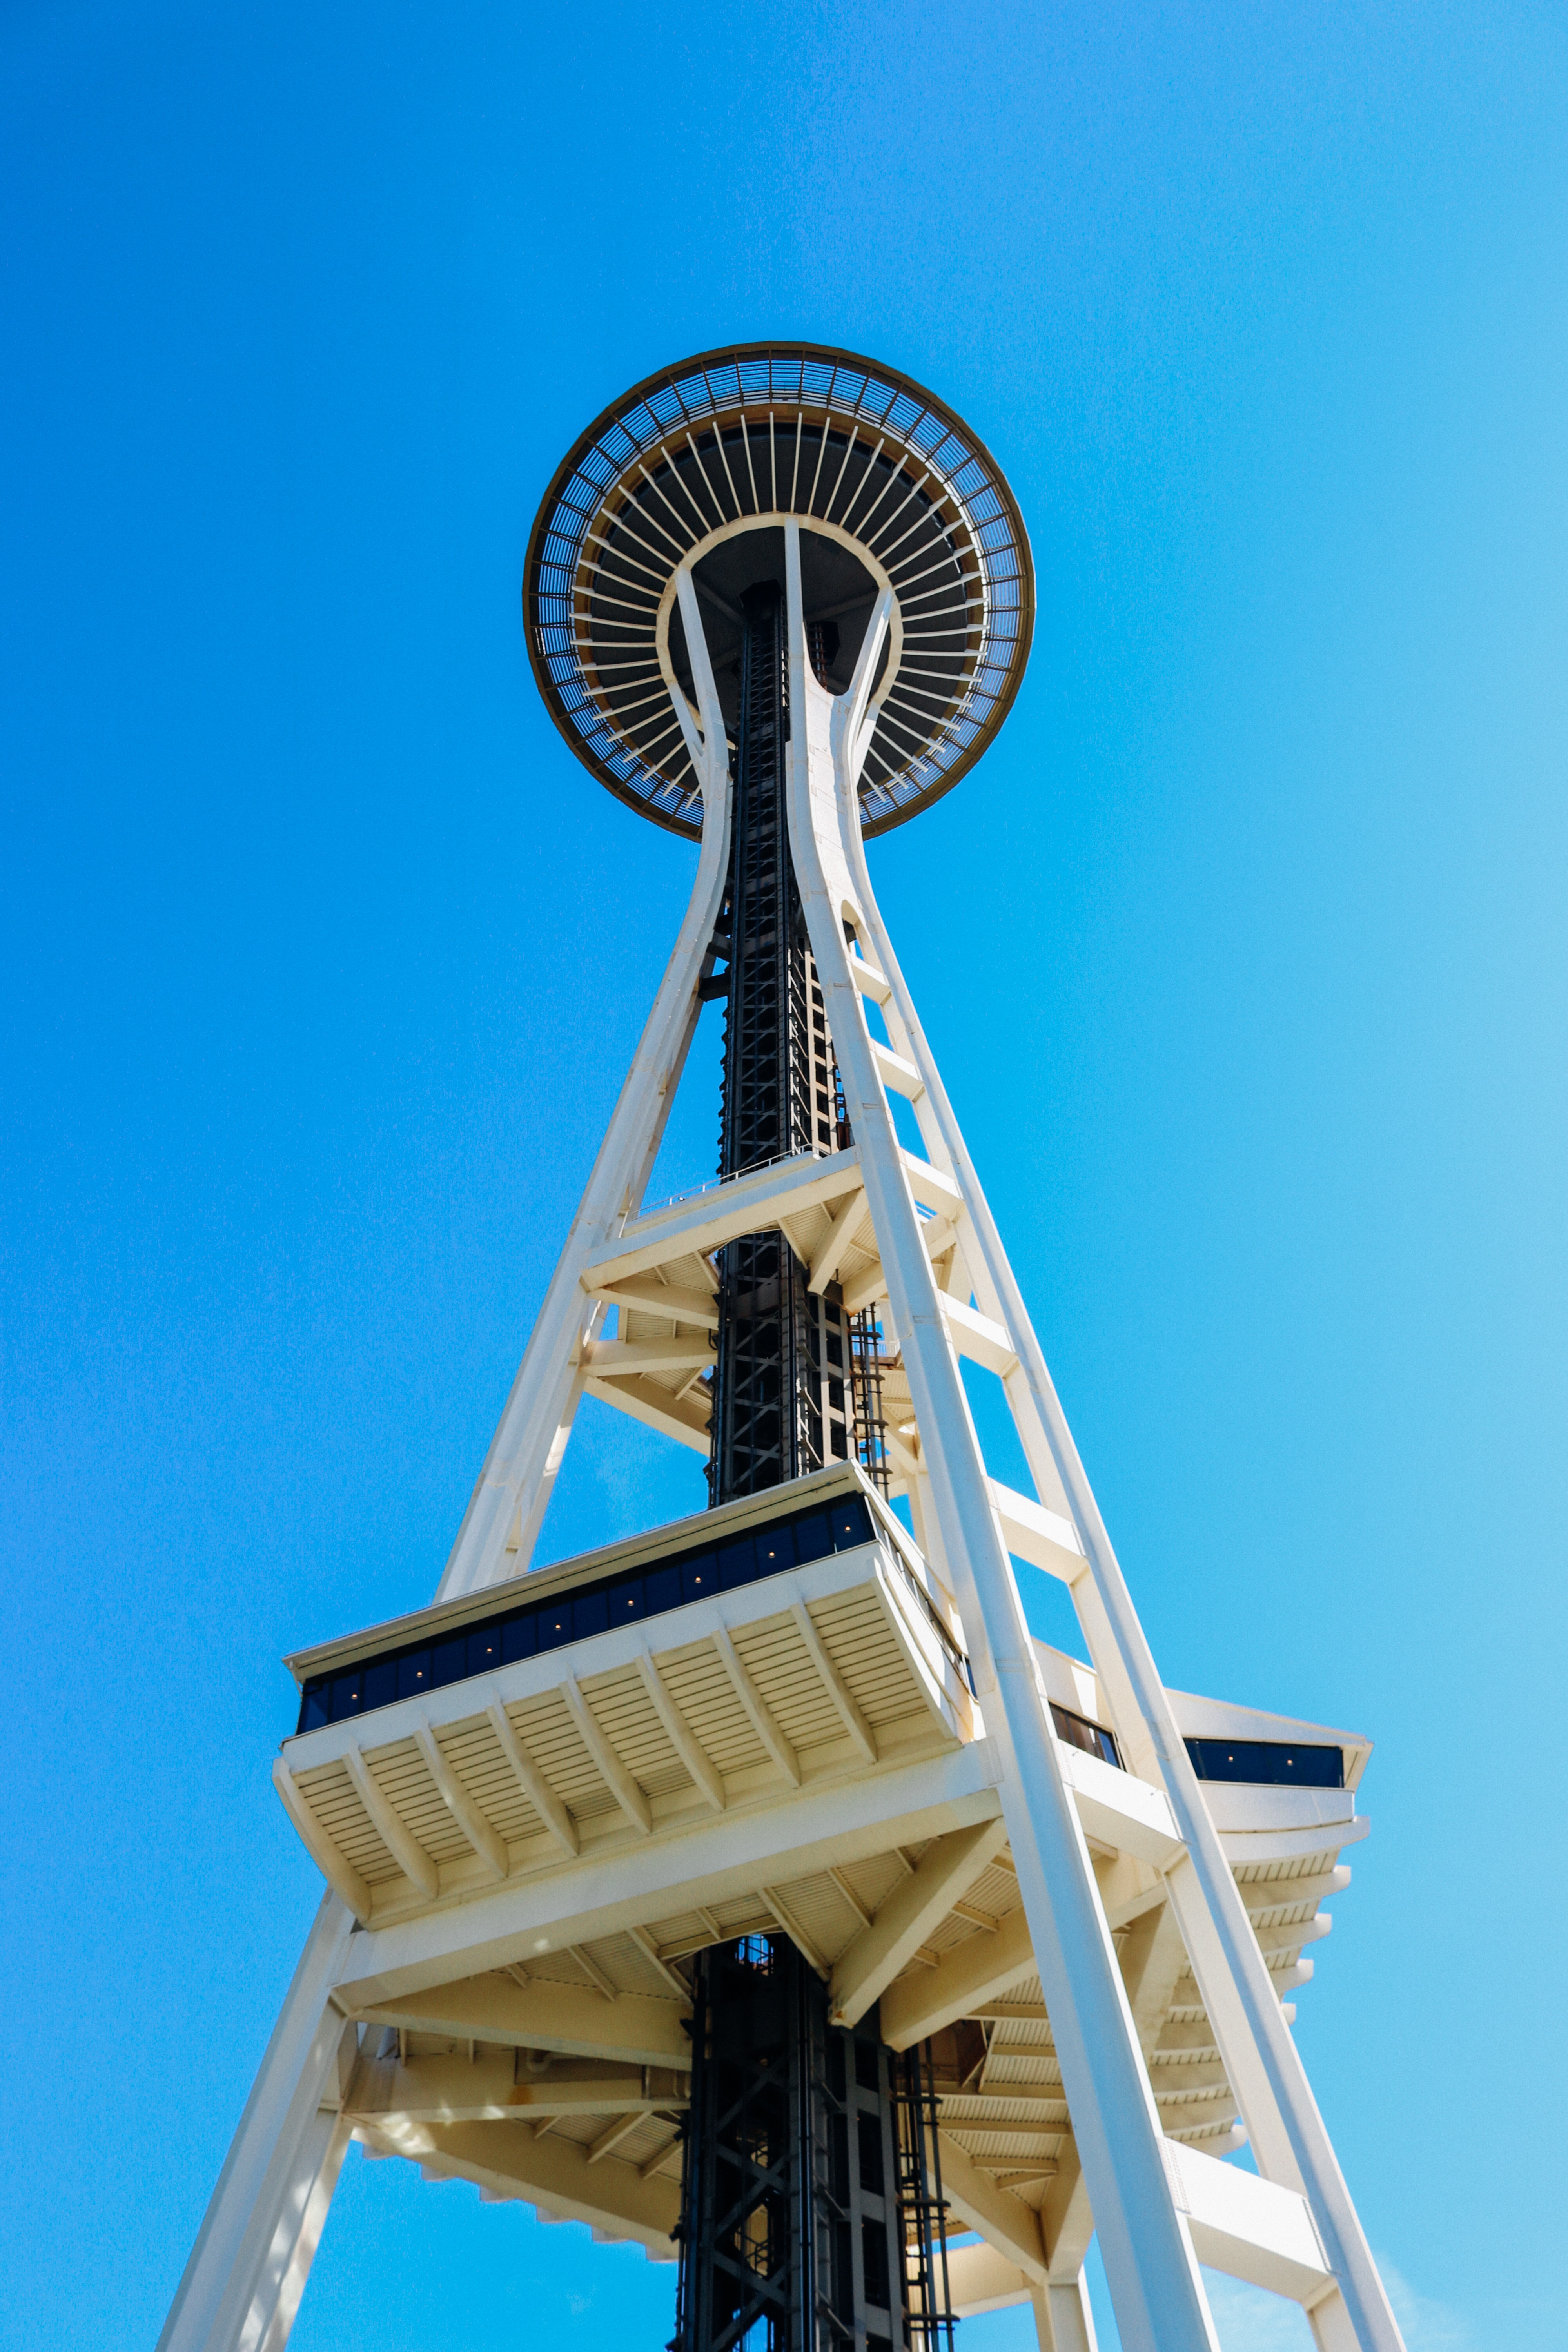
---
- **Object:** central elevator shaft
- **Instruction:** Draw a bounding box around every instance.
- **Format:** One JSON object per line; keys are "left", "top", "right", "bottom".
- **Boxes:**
{"left": 674, "top": 579, "right": 952, "bottom": 2352}
{"left": 709, "top": 582, "right": 849, "bottom": 1505}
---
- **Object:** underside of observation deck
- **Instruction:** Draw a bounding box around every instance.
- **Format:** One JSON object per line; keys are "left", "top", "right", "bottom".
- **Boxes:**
{"left": 274, "top": 1464, "right": 1370, "bottom": 2326}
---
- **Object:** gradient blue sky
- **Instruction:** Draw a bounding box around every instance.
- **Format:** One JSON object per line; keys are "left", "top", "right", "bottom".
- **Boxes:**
{"left": 3, "top": 4, "right": 1565, "bottom": 2348}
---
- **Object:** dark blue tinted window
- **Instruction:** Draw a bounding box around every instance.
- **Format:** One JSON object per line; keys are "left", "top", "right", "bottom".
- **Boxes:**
{"left": 431, "top": 1635, "right": 467, "bottom": 1689}
{"left": 718, "top": 1536, "right": 757, "bottom": 1590}
{"left": 293, "top": 1485, "right": 900, "bottom": 1733}
{"left": 645, "top": 1562, "right": 682, "bottom": 1614}
{"left": 330, "top": 1671, "right": 364, "bottom": 1722}
{"left": 537, "top": 1604, "right": 573, "bottom": 1652}
{"left": 572, "top": 1588, "right": 608, "bottom": 1638}
{"left": 682, "top": 1551, "right": 719, "bottom": 1602}
{"left": 831, "top": 1499, "right": 873, "bottom": 1550}
{"left": 1186, "top": 1738, "right": 1343, "bottom": 1788}
{"left": 396, "top": 1648, "right": 432, "bottom": 1700}
{"left": 466, "top": 1622, "right": 503, "bottom": 1677}
{"left": 791, "top": 1510, "right": 831, "bottom": 1564}
{"left": 753, "top": 1523, "right": 795, "bottom": 1575}
{"left": 501, "top": 1612, "right": 536, "bottom": 1665}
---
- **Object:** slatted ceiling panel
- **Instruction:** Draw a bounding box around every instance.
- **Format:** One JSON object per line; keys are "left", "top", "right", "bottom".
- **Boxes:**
{"left": 584, "top": 1930, "right": 681, "bottom": 1996}
{"left": 547, "top": 2111, "right": 609, "bottom": 2151}
{"left": 947, "top": 2127, "right": 1061, "bottom": 2170}
{"left": 805, "top": 1589, "right": 925, "bottom": 1725}
{"left": 925, "top": 1909, "right": 995, "bottom": 1960}
{"left": 712, "top": 1894, "right": 776, "bottom": 1936}
{"left": 1235, "top": 1847, "right": 1340, "bottom": 1890}
{"left": 367, "top": 1746, "right": 475, "bottom": 1864}
{"left": 837, "top": 1852, "right": 907, "bottom": 1919}
{"left": 964, "top": 1863, "right": 1021, "bottom": 1916}
{"left": 577, "top": 1667, "right": 686, "bottom": 1794}
{"left": 985, "top": 2017, "right": 1055, "bottom": 2055}
{"left": 730, "top": 1619, "right": 846, "bottom": 1753}
{"left": 942, "top": 2095, "right": 1067, "bottom": 2127}
{"left": 1248, "top": 1890, "right": 1322, "bottom": 1930}
{"left": 984, "top": 2050, "right": 1061, "bottom": 2086}
{"left": 656, "top": 1645, "right": 770, "bottom": 1774}
{"left": 503, "top": 1694, "right": 621, "bottom": 1821}
{"left": 646, "top": 1906, "right": 717, "bottom": 1952}
{"left": 435, "top": 1720, "right": 546, "bottom": 1847}
{"left": 769, "top": 1871, "right": 862, "bottom": 1960}
{"left": 613, "top": 2115, "right": 684, "bottom": 2170}
{"left": 311, "top": 1793, "right": 403, "bottom": 1885}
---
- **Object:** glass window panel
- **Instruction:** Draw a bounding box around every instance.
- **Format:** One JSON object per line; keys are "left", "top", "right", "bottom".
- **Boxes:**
{"left": 363, "top": 1658, "right": 397, "bottom": 1712}
{"left": 791, "top": 1511, "right": 832, "bottom": 1564}
{"left": 501, "top": 1612, "right": 537, "bottom": 1665}
{"left": 1185, "top": 1737, "right": 1342, "bottom": 1788}
{"left": 430, "top": 1635, "right": 467, "bottom": 1689}
{"left": 536, "top": 1604, "right": 573, "bottom": 1652}
{"left": 609, "top": 1577, "right": 644, "bottom": 1622}
{"left": 300, "top": 1679, "right": 330, "bottom": 1733}
{"left": 831, "top": 1498, "right": 873, "bottom": 1550}
{"left": 752, "top": 1524, "right": 795, "bottom": 1576}
{"left": 718, "top": 1536, "right": 757, "bottom": 1590}
{"left": 330, "top": 1671, "right": 365, "bottom": 1721}
{"left": 644, "top": 1563, "right": 682, "bottom": 1616}
{"left": 572, "top": 1588, "right": 608, "bottom": 1638}
{"left": 396, "top": 1648, "right": 432, "bottom": 1700}
{"left": 681, "top": 1551, "right": 719, "bottom": 1602}
{"left": 466, "top": 1623, "right": 503, "bottom": 1676}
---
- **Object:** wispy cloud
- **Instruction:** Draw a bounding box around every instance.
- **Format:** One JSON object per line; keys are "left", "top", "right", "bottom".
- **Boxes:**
{"left": 1378, "top": 2257, "right": 1474, "bottom": 2351}
{"left": 1201, "top": 2271, "right": 1314, "bottom": 2350}
{"left": 1199, "top": 2261, "right": 1474, "bottom": 2352}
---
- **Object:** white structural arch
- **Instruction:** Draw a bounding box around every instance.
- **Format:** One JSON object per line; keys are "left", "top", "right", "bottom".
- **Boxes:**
{"left": 160, "top": 365, "right": 1406, "bottom": 2352}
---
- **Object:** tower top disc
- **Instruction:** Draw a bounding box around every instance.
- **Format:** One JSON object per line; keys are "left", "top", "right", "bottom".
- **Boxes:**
{"left": 523, "top": 341, "right": 1034, "bottom": 839}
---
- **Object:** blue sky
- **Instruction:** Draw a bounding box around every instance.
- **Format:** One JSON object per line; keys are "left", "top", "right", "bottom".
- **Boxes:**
{"left": 2, "top": 2, "right": 1564, "bottom": 2348}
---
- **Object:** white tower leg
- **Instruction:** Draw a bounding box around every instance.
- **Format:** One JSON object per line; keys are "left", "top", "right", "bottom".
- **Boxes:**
{"left": 437, "top": 594, "right": 732, "bottom": 1602}
{"left": 843, "top": 767, "right": 1402, "bottom": 2351}
{"left": 1032, "top": 2273, "right": 1100, "bottom": 2352}
{"left": 778, "top": 524, "right": 1220, "bottom": 2352}
{"left": 161, "top": 614, "right": 739, "bottom": 2350}
{"left": 157, "top": 1895, "right": 358, "bottom": 2352}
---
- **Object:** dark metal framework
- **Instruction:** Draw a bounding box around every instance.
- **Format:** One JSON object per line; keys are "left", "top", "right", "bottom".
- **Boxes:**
{"left": 674, "top": 1938, "right": 953, "bottom": 2352}
{"left": 523, "top": 342, "right": 1034, "bottom": 838}
{"left": 710, "top": 585, "right": 852, "bottom": 1504}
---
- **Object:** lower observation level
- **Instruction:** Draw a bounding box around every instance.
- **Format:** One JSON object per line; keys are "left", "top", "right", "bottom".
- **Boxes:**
{"left": 273, "top": 1458, "right": 1372, "bottom": 2331}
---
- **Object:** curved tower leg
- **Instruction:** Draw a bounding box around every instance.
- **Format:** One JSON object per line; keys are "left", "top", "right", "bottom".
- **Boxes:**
{"left": 778, "top": 520, "right": 1404, "bottom": 2352}
{"left": 779, "top": 525, "right": 1221, "bottom": 2352}
{"left": 820, "top": 641, "right": 1404, "bottom": 2352}
{"left": 161, "top": 651, "right": 736, "bottom": 2348}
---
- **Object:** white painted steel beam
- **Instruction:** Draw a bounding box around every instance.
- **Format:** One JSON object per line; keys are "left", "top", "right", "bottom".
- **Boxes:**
{"left": 820, "top": 615, "right": 1405, "bottom": 2347}
{"left": 414, "top": 1724, "right": 507, "bottom": 1882}
{"left": 156, "top": 1896, "right": 358, "bottom": 2352}
{"left": 583, "top": 1149, "right": 862, "bottom": 1288}
{"left": 344, "top": 1749, "right": 437, "bottom": 1901}
{"left": 781, "top": 524, "right": 1221, "bottom": 2352}
{"left": 634, "top": 1653, "right": 725, "bottom": 1811}
{"left": 561, "top": 1676, "right": 652, "bottom": 1835}
{"left": 828, "top": 1817, "right": 1007, "bottom": 2025}
{"left": 485, "top": 1700, "right": 579, "bottom": 1858}
{"left": 436, "top": 675, "right": 731, "bottom": 1597}
{"left": 582, "top": 1370, "right": 711, "bottom": 1454}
